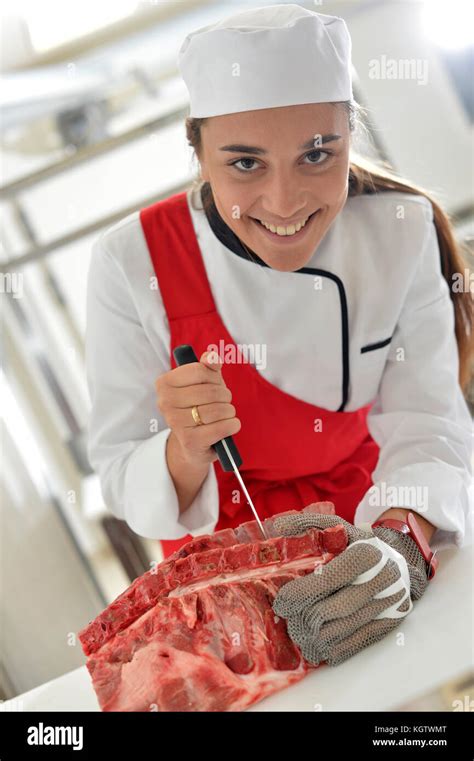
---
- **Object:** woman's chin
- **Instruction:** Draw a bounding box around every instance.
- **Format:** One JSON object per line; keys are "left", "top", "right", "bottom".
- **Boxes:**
{"left": 245, "top": 233, "right": 321, "bottom": 270}
{"left": 265, "top": 254, "right": 314, "bottom": 272}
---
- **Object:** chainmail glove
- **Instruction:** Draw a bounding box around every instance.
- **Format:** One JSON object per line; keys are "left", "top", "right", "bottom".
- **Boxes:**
{"left": 272, "top": 510, "right": 430, "bottom": 667}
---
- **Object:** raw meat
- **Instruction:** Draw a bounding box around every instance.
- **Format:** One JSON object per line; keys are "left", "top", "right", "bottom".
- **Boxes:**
{"left": 79, "top": 502, "right": 347, "bottom": 712}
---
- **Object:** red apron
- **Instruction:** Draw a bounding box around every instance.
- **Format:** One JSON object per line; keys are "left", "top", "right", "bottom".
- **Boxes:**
{"left": 139, "top": 192, "right": 380, "bottom": 558}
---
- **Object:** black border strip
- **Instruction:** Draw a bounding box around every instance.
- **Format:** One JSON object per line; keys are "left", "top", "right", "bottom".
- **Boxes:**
{"left": 361, "top": 336, "right": 393, "bottom": 354}
{"left": 0, "top": 709, "right": 469, "bottom": 756}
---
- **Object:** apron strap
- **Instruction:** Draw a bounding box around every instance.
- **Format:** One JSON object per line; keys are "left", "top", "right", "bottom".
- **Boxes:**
{"left": 139, "top": 191, "right": 217, "bottom": 321}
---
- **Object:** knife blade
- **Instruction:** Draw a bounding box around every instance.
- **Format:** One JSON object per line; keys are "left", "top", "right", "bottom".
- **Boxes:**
{"left": 172, "top": 343, "right": 267, "bottom": 539}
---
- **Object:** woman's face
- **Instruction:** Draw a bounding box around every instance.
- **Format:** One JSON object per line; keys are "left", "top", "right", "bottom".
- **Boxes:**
{"left": 199, "top": 102, "right": 350, "bottom": 272}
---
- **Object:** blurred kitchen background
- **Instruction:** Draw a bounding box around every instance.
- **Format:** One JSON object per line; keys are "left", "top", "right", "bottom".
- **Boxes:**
{"left": 0, "top": 0, "right": 472, "bottom": 703}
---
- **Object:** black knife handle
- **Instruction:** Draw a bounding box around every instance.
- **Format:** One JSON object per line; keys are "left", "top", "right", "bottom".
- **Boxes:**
{"left": 172, "top": 344, "right": 243, "bottom": 472}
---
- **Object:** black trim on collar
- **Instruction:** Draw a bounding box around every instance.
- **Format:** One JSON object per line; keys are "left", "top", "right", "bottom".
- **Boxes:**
{"left": 200, "top": 184, "right": 350, "bottom": 411}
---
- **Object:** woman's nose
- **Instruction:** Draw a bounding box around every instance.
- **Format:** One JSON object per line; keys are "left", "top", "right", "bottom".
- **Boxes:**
{"left": 261, "top": 175, "right": 311, "bottom": 220}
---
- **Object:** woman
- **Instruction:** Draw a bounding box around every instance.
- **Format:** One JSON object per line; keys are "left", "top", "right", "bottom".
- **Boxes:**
{"left": 86, "top": 6, "right": 472, "bottom": 665}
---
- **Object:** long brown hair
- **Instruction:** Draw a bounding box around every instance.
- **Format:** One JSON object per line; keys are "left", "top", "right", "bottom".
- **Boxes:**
{"left": 185, "top": 101, "right": 473, "bottom": 391}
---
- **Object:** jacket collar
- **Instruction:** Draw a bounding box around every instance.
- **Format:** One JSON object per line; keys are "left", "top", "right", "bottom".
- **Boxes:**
{"left": 201, "top": 183, "right": 268, "bottom": 268}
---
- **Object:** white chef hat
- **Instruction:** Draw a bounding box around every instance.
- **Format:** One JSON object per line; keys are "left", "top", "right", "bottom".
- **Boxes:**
{"left": 177, "top": 3, "right": 353, "bottom": 118}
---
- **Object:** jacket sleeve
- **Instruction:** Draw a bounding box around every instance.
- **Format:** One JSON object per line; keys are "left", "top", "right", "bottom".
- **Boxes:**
{"left": 85, "top": 233, "right": 220, "bottom": 540}
{"left": 354, "top": 201, "right": 473, "bottom": 550}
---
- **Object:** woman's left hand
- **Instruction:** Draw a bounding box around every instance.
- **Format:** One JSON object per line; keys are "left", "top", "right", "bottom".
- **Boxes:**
{"left": 272, "top": 512, "right": 430, "bottom": 667}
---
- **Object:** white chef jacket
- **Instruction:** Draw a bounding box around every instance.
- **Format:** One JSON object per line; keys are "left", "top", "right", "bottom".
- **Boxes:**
{"left": 85, "top": 186, "right": 473, "bottom": 551}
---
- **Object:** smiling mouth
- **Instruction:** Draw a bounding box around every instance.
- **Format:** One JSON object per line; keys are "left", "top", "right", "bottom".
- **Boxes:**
{"left": 250, "top": 209, "right": 320, "bottom": 239}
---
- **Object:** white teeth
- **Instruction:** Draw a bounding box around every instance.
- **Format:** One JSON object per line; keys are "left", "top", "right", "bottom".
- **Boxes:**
{"left": 257, "top": 214, "right": 311, "bottom": 236}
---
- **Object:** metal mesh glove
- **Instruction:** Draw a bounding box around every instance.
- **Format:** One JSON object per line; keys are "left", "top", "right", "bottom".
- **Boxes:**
{"left": 272, "top": 511, "right": 430, "bottom": 667}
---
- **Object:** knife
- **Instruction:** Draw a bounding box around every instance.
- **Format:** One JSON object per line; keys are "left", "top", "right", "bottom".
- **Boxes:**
{"left": 172, "top": 344, "right": 267, "bottom": 539}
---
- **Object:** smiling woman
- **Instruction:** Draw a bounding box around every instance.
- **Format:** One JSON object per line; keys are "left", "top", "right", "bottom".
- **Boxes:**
{"left": 190, "top": 102, "right": 350, "bottom": 272}
{"left": 185, "top": 100, "right": 473, "bottom": 389}
{"left": 85, "top": 4, "right": 473, "bottom": 681}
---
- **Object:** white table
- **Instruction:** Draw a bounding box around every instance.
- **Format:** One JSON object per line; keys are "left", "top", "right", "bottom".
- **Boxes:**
{"left": 3, "top": 545, "right": 472, "bottom": 712}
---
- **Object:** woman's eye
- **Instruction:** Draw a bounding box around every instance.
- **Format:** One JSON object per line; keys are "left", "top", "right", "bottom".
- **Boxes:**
{"left": 231, "top": 158, "right": 258, "bottom": 172}
{"left": 303, "top": 150, "right": 331, "bottom": 165}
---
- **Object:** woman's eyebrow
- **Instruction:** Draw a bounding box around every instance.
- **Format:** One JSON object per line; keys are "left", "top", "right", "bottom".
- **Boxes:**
{"left": 218, "top": 134, "right": 342, "bottom": 155}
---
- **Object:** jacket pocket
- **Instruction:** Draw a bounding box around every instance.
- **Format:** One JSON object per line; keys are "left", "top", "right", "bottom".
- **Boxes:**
{"left": 357, "top": 335, "right": 393, "bottom": 402}
{"left": 360, "top": 335, "right": 393, "bottom": 354}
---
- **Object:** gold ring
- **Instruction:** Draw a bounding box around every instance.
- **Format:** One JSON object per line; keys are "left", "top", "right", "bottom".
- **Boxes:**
{"left": 191, "top": 405, "right": 204, "bottom": 426}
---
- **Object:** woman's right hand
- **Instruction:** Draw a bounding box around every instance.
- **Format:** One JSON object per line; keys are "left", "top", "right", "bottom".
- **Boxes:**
{"left": 155, "top": 350, "right": 241, "bottom": 468}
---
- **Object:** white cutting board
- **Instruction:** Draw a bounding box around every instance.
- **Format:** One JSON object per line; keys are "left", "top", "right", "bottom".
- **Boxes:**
{"left": 2, "top": 544, "right": 472, "bottom": 712}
